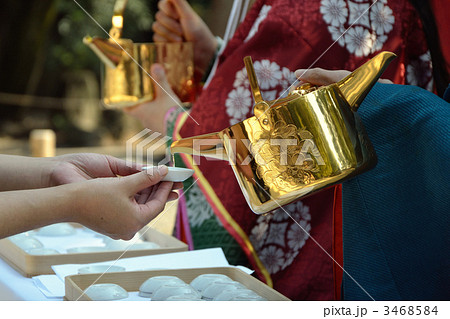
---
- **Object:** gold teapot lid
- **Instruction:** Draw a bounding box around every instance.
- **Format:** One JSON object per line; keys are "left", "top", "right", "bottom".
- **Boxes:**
{"left": 109, "top": 0, "right": 128, "bottom": 40}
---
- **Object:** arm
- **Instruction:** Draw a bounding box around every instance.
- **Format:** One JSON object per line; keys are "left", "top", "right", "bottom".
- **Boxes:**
{"left": 0, "top": 167, "right": 179, "bottom": 239}
{"left": 0, "top": 155, "right": 55, "bottom": 191}
{"left": 0, "top": 153, "right": 142, "bottom": 191}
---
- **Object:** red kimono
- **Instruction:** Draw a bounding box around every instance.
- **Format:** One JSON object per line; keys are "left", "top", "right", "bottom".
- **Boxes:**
{"left": 173, "top": 0, "right": 432, "bottom": 300}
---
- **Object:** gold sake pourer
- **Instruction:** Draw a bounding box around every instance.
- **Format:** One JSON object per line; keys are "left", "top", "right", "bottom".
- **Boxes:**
{"left": 171, "top": 51, "right": 397, "bottom": 214}
{"left": 83, "top": 0, "right": 194, "bottom": 108}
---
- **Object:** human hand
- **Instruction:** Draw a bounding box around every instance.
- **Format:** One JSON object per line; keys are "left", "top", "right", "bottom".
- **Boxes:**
{"left": 124, "top": 64, "right": 181, "bottom": 132}
{"left": 294, "top": 68, "right": 393, "bottom": 87}
{"left": 71, "top": 166, "right": 179, "bottom": 240}
{"left": 152, "top": 0, "right": 217, "bottom": 76}
{"left": 46, "top": 153, "right": 141, "bottom": 187}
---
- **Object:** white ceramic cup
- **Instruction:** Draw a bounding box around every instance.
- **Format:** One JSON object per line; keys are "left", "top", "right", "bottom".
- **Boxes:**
{"left": 9, "top": 236, "right": 43, "bottom": 251}
{"left": 230, "top": 294, "right": 267, "bottom": 301}
{"left": 66, "top": 246, "right": 107, "bottom": 253}
{"left": 142, "top": 166, "right": 194, "bottom": 182}
{"left": 139, "top": 276, "right": 186, "bottom": 298}
{"left": 165, "top": 294, "right": 204, "bottom": 301}
{"left": 36, "top": 223, "right": 76, "bottom": 236}
{"left": 189, "top": 274, "right": 234, "bottom": 293}
{"left": 201, "top": 281, "right": 246, "bottom": 300}
{"left": 213, "top": 288, "right": 258, "bottom": 301}
{"left": 151, "top": 283, "right": 200, "bottom": 301}
{"left": 78, "top": 265, "right": 126, "bottom": 274}
{"left": 84, "top": 283, "right": 128, "bottom": 301}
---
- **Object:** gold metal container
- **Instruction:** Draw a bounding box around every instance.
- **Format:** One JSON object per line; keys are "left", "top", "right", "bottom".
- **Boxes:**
{"left": 171, "top": 52, "right": 396, "bottom": 214}
{"left": 83, "top": 0, "right": 195, "bottom": 109}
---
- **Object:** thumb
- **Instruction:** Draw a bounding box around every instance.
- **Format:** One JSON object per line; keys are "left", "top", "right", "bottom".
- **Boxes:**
{"left": 295, "top": 68, "right": 350, "bottom": 86}
{"left": 151, "top": 64, "right": 173, "bottom": 97}
{"left": 118, "top": 166, "right": 169, "bottom": 195}
{"left": 170, "top": 0, "right": 197, "bottom": 20}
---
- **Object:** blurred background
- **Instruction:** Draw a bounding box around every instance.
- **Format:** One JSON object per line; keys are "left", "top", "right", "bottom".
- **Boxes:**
{"left": 0, "top": 0, "right": 232, "bottom": 157}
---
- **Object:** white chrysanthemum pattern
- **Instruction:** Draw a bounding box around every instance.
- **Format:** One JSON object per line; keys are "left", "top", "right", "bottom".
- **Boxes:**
{"left": 406, "top": 51, "right": 434, "bottom": 91}
{"left": 321, "top": 0, "right": 395, "bottom": 57}
{"left": 186, "top": 183, "right": 220, "bottom": 228}
{"left": 320, "top": 0, "right": 348, "bottom": 27}
{"left": 345, "top": 26, "right": 374, "bottom": 57}
{"left": 249, "top": 201, "right": 312, "bottom": 274}
{"left": 225, "top": 86, "right": 252, "bottom": 120}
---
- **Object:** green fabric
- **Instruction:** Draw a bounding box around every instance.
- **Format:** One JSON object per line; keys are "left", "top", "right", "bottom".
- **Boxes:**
{"left": 342, "top": 83, "right": 450, "bottom": 300}
{"left": 165, "top": 107, "right": 249, "bottom": 266}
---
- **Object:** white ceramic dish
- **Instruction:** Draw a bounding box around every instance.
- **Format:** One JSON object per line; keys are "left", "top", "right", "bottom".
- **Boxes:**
{"left": 139, "top": 276, "right": 186, "bottom": 298}
{"left": 201, "top": 281, "right": 246, "bottom": 300}
{"left": 151, "top": 283, "right": 200, "bottom": 301}
{"left": 84, "top": 283, "right": 128, "bottom": 301}
{"left": 165, "top": 294, "right": 204, "bottom": 301}
{"left": 142, "top": 166, "right": 194, "bottom": 182}
{"left": 189, "top": 274, "right": 234, "bottom": 293}
{"left": 35, "top": 223, "right": 76, "bottom": 236}
{"left": 78, "top": 265, "right": 126, "bottom": 274}
{"left": 9, "top": 236, "right": 43, "bottom": 251}
{"left": 229, "top": 294, "right": 267, "bottom": 301}
{"left": 104, "top": 240, "right": 134, "bottom": 251}
{"left": 213, "top": 289, "right": 265, "bottom": 301}
{"left": 66, "top": 246, "right": 107, "bottom": 253}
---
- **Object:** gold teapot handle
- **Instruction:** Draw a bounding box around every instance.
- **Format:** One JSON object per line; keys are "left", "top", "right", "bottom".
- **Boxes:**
{"left": 244, "top": 56, "right": 272, "bottom": 130}
{"left": 109, "top": 0, "right": 128, "bottom": 39}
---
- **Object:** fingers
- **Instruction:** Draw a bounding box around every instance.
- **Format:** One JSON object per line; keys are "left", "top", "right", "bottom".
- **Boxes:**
{"left": 378, "top": 78, "right": 394, "bottom": 84}
{"left": 140, "top": 181, "right": 174, "bottom": 219}
{"left": 295, "top": 68, "right": 350, "bottom": 86}
{"left": 153, "top": 0, "right": 183, "bottom": 42}
{"left": 153, "top": 33, "right": 169, "bottom": 43}
{"left": 152, "top": 21, "right": 183, "bottom": 42}
{"left": 155, "top": 11, "right": 183, "bottom": 37}
{"left": 168, "top": 191, "right": 179, "bottom": 201}
{"left": 158, "top": 0, "right": 179, "bottom": 19}
{"left": 295, "top": 68, "right": 392, "bottom": 86}
{"left": 104, "top": 155, "right": 142, "bottom": 177}
{"left": 172, "top": 182, "right": 183, "bottom": 190}
{"left": 170, "top": 0, "right": 197, "bottom": 20}
{"left": 119, "top": 166, "right": 169, "bottom": 195}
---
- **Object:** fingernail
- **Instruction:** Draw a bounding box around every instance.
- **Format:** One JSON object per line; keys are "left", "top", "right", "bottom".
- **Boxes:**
{"left": 158, "top": 165, "right": 168, "bottom": 175}
{"left": 152, "top": 64, "right": 164, "bottom": 77}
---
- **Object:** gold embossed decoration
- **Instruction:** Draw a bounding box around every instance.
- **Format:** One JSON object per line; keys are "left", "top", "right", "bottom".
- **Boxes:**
{"left": 253, "top": 121, "right": 319, "bottom": 190}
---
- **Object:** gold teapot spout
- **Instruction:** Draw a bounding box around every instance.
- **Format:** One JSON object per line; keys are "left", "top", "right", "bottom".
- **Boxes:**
{"left": 83, "top": 0, "right": 130, "bottom": 69}
{"left": 170, "top": 132, "right": 228, "bottom": 161}
{"left": 83, "top": 36, "right": 125, "bottom": 69}
{"left": 337, "top": 51, "right": 397, "bottom": 111}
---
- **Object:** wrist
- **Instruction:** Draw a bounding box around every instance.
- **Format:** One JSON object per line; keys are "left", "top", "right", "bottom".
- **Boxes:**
{"left": 39, "top": 157, "right": 60, "bottom": 188}
{"left": 196, "top": 36, "right": 219, "bottom": 77}
{"left": 139, "top": 102, "right": 176, "bottom": 133}
{"left": 59, "top": 182, "right": 84, "bottom": 223}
